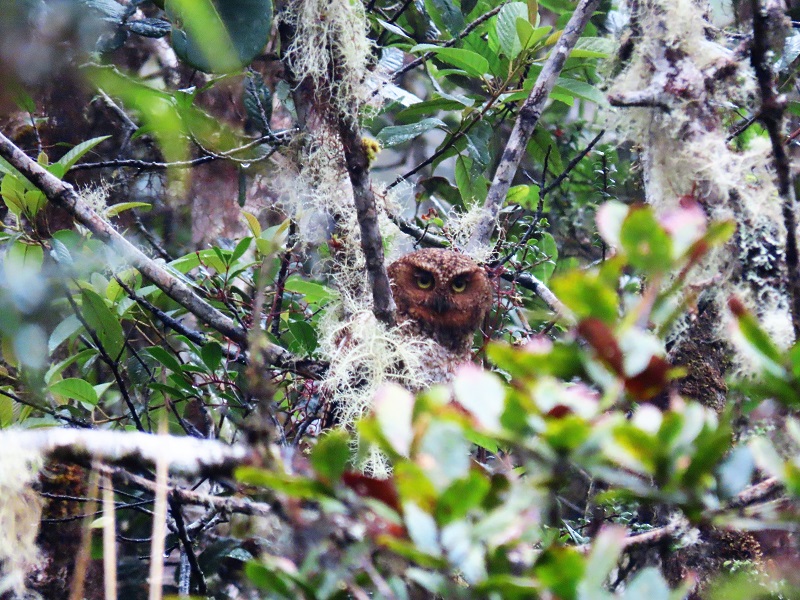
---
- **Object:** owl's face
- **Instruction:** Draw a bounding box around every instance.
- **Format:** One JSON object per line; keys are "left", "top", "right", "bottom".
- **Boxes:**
{"left": 387, "top": 248, "right": 492, "bottom": 350}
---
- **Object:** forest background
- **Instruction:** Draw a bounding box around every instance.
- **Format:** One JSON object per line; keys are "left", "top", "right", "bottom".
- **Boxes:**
{"left": 2, "top": 0, "right": 800, "bottom": 598}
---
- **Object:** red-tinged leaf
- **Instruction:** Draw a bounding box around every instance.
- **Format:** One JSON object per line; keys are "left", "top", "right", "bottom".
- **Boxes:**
{"left": 341, "top": 471, "right": 402, "bottom": 513}
{"left": 577, "top": 318, "right": 624, "bottom": 375}
{"left": 625, "top": 355, "right": 672, "bottom": 401}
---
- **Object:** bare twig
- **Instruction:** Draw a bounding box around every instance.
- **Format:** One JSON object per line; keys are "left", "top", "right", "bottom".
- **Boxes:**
{"left": 467, "top": 0, "right": 602, "bottom": 252}
{"left": 169, "top": 498, "right": 208, "bottom": 595}
{"left": 70, "top": 129, "right": 296, "bottom": 171}
{"left": 102, "top": 464, "right": 277, "bottom": 518}
{"left": 338, "top": 119, "right": 397, "bottom": 326}
{"left": 750, "top": 0, "right": 800, "bottom": 341}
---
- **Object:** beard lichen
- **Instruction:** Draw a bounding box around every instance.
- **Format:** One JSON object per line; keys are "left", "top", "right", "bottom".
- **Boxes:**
{"left": 282, "top": 0, "right": 375, "bottom": 118}
{"left": 0, "top": 447, "right": 43, "bottom": 596}
{"left": 605, "top": 0, "right": 794, "bottom": 369}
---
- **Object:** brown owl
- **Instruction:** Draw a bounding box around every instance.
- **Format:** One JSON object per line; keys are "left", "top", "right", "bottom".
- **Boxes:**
{"left": 387, "top": 248, "right": 493, "bottom": 383}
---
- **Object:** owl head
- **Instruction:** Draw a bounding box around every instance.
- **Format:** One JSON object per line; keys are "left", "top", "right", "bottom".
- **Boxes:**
{"left": 387, "top": 248, "right": 493, "bottom": 351}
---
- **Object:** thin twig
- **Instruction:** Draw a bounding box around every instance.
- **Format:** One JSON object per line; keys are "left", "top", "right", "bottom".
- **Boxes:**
{"left": 70, "top": 130, "right": 296, "bottom": 171}
{"left": 169, "top": 498, "right": 208, "bottom": 595}
{"left": 392, "top": 4, "right": 506, "bottom": 79}
{"left": 101, "top": 464, "right": 277, "bottom": 518}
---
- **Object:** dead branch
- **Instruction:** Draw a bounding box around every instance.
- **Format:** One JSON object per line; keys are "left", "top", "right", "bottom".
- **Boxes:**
{"left": 1, "top": 428, "right": 252, "bottom": 475}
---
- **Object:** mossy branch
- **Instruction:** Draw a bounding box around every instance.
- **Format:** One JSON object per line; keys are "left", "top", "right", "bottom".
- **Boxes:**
{"left": 0, "top": 132, "right": 320, "bottom": 376}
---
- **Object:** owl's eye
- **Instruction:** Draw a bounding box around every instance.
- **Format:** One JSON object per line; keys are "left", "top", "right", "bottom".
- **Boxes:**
{"left": 451, "top": 275, "right": 468, "bottom": 293}
{"left": 415, "top": 271, "right": 434, "bottom": 290}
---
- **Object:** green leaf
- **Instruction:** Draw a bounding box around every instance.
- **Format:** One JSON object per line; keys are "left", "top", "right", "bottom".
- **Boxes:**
{"left": 53, "top": 136, "right": 111, "bottom": 174}
{"left": 410, "top": 45, "right": 490, "bottom": 78}
{"left": 570, "top": 36, "right": 614, "bottom": 58}
{"left": 455, "top": 155, "right": 487, "bottom": 206}
{"left": 532, "top": 232, "right": 558, "bottom": 282}
{"left": 145, "top": 346, "right": 183, "bottom": 373}
{"left": 167, "top": 0, "right": 272, "bottom": 73}
{"left": 396, "top": 98, "right": 467, "bottom": 122}
{"left": 230, "top": 236, "right": 253, "bottom": 264}
{"left": 1, "top": 174, "right": 26, "bottom": 217}
{"left": 310, "top": 430, "right": 351, "bottom": 482}
{"left": 104, "top": 202, "right": 152, "bottom": 217}
{"left": 517, "top": 22, "right": 551, "bottom": 51}
{"left": 551, "top": 271, "right": 618, "bottom": 323}
{"left": 235, "top": 466, "right": 327, "bottom": 499}
{"left": 81, "top": 289, "right": 126, "bottom": 360}
{"left": 242, "top": 211, "right": 262, "bottom": 237}
{"left": 6, "top": 241, "right": 44, "bottom": 273}
{"left": 287, "top": 320, "right": 317, "bottom": 355}
{"left": 200, "top": 341, "right": 223, "bottom": 372}
{"left": 49, "top": 378, "right": 99, "bottom": 407}
{"left": 620, "top": 208, "right": 673, "bottom": 274}
{"left": 0, "top": 393, "right": 13, "bottom": 427}
{"left": 49, "top": 315, "right": 83, "bottom": 354}
{"left": 283, "top": 276, "right": 337, "bottom": 304}
{"left": 377, "top": 118, "right": 448, "bottom": 147}
{"left": 243, "top": 71, "right": 272, "bottom": 133}
{"left": 552, "top": 78, "right": 607, "bottom": 106}
{"left": 425, "top": 0, "right": 465, "bottom": 37}
{"left": 496, "top": 2, "right": 528, "bottom": 58}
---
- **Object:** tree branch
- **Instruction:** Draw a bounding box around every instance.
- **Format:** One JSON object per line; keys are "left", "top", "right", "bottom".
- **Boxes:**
{"left": 750, "top": 0, "right": 800, "bottom": 341}
{"left": 338, "top": 119, "right": 397, "bottom": 326}
{"left": 466, "top": 0, "right": 602, "bottom": 252}
{"left": 1, "top": 428, "right": 253, "bottom": 475}
{"left": 102, "top": 464, "right": 277, "bottom": 518}
{"left": 0, "top": 132, "right": 321, "bottom": 377}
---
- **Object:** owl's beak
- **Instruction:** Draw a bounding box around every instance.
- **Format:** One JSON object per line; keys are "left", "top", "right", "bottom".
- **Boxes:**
{"left": 432, "top": 295, "right": 452, "bottom": 313}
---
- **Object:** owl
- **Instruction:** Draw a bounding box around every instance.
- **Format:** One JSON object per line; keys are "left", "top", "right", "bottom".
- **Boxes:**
{"left": 387, "top": 248, "right": 493, "bottom": 384}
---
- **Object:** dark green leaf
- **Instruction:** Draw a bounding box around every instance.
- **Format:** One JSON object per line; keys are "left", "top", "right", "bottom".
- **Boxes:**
{"left": 287, "top": 320, "right": 317, "bottom": 355}
{"left": 167, "top": 0, "right": 273, "bottom": 73}
{"left": 377, "top": 118, "right": 448, "bottom": 147}
{"left": 425, "top": 0, "right": 465, "bottom": 37}
{"left": 200, "top": 341, "right": 223, "bottom": 372}
{"left": 244, "top": 71, "right": 272, "bottom": 134}
{"left": 81, "top": 289, "right": 125, "bottom": 360}
{"left": 145, "top": 346, "right": 183, "bottom": 374}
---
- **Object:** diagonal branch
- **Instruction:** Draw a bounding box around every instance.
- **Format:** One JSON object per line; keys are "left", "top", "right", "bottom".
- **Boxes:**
{"left": 0, "top": 132, "right": 317, "bottom": 375}
{"left": 466, "top": 0, "right": 602, "bottom": 252}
